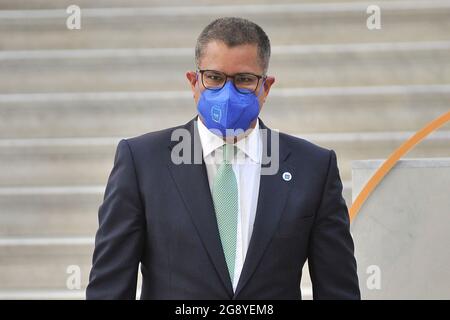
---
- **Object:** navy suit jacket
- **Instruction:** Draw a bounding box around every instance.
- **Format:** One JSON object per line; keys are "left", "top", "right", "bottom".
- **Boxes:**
{"left": 86, "top": 117, "right": 360, "bottom": 300}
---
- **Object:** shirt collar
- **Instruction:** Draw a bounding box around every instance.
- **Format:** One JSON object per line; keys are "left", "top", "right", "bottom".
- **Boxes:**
{"left": 197, "top": 117, "right": 261, "bottom": 163}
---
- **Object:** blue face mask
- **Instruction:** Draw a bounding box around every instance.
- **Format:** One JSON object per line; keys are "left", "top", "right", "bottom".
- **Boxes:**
{"left": 197, "top": 80, "right": 265, "bottom": 137}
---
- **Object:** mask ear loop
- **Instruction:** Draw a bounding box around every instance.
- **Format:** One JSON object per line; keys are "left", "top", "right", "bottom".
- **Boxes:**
{"left": 256, "top": 77, "right": 266, "bottom": 98}
{"left": 195, "top": 71, "right": 202, "bottom": 92}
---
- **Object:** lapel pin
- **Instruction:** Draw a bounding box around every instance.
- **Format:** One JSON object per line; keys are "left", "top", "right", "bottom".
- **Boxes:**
{"left": 282, "top": 171, "right": 292, "bottom": 182}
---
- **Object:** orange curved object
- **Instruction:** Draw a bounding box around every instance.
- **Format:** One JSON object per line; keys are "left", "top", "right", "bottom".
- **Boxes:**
{"left": 349, "top": 111, "right": 450, "bottom": 222}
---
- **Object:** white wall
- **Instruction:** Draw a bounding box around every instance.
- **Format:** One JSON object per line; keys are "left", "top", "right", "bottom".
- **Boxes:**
{"left": 351, "top": 158, "right": 450, "bottom": 299}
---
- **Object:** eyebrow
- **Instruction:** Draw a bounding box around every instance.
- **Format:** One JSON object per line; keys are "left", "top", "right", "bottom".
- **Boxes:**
{"left": 200, "top": 69, "right": 263, "bottom": 77}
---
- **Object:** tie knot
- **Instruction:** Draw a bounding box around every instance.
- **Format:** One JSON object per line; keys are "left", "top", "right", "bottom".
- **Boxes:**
{"left": 222, "top": 143, "right": 236, "bottom": 164}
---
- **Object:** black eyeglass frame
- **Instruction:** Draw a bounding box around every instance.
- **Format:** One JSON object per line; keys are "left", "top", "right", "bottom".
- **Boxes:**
{"left": 196, "top": 69, "right": 267, "bottom": 94}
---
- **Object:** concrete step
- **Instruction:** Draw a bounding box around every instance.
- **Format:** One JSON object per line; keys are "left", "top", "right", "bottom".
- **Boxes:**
{"left": 0, "top": 239, "right": 94, "bottom": 290}
{"left": 0, "top": 0, "right": 359, "bottom": 10}
{"left": 0, "top": 238, "right": 311, "bottom": 296}
{"left": 1, "top": 2, "right": 450, "bottom": 50}
{"left": 0, "top": 183, "right": 352, "bottom": 237}
{"left": 1, "top": 130, "right": 449, "bottom": 187}
{"left": 0, "top": 188, "right": 101, "bottom": 237}
{"left": 1, "top": 85, "right": 449, "bottom": 138}
{"left": 0, "top": 286, "right": 312, "bottom": 300}
{"left": 0, "top": 239, "right": 145, "bottom": 294}
{"left": 1, "top": 44, "right": 449, "bottom": 92}
{"left": 0, "top": 140, "right": 115, "bottom": 187}
{"left": 0, "top": 289, "right": 87, "bottom": 300}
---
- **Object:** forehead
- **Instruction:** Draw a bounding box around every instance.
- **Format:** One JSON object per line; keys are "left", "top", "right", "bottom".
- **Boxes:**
{"left": 199, "top": 40, "right": 262, "bottom": 74}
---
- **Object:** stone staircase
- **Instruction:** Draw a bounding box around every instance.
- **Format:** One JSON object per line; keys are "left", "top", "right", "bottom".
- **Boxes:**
{"left": 0, "top": 0, "right": 449, "bottom": 299}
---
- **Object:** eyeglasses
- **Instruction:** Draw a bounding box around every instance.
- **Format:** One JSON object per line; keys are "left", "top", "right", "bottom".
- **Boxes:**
{"left": 197, "top": 69, "right": 266, "bottom": 94}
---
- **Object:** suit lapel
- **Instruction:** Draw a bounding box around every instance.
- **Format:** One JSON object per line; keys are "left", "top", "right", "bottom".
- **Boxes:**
{"left": 233, "top": 121, "right": 294, "bottom": 298}
{"left": 167, "top": 118, "right": 234, "bottom": 297}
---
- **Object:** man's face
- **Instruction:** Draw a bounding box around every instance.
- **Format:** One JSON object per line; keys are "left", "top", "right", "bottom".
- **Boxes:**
{"left": 186, "top": 40, "right": 275, "bottom": 113}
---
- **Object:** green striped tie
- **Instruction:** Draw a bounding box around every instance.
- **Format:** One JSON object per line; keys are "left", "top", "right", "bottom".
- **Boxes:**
{"left": 212, "top": 143, "right": 238, "bottom": 282}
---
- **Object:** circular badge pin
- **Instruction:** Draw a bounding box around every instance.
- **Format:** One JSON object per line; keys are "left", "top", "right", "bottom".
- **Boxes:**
{"left": 282, "top": 172, "right": 292, "bottom": 182}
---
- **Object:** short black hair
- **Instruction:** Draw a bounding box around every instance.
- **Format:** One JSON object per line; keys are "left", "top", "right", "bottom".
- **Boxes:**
{"left": 195, "top": 17, "right": 271, "bottom": 74}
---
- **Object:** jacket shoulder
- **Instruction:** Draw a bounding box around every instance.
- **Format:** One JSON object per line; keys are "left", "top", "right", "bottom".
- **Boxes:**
{"left": 123, "top": 122, "right": 191, "bottom": 152}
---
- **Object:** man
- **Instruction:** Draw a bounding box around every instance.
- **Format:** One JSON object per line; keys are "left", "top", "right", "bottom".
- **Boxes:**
{"left": 86, "top": 17, "right": 360, "bottom": 300}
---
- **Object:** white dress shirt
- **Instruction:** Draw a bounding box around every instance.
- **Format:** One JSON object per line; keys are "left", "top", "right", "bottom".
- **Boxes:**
{"left": 197, "top": 118, "right": 262, "bottom": 292}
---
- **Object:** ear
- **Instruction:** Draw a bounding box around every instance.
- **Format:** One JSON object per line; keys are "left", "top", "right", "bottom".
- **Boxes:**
{"left": 263, "top": 76, "right": 275, "bottom": 93}
{"left": 186, "top": 70, "right": 202, "bottom": 103}
{"left": 261, "top": 76, "right": 275, "bottom": 102}
{"left": 186, "top": 71, "right": 198, "bottom": 92}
